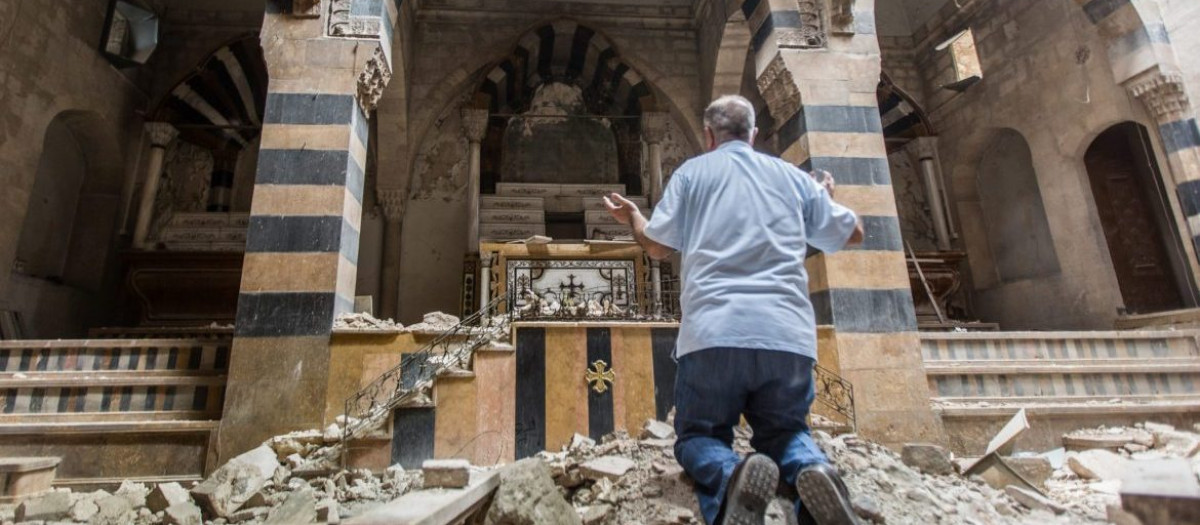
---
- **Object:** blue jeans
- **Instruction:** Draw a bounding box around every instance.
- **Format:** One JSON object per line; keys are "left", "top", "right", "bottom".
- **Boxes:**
{"left": 673, "top": 347, "right": 829, "bottom": 525}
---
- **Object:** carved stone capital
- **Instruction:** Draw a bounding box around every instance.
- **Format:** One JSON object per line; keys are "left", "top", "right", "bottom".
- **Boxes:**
{"left": 641, "top": 112, "right": 669, "bottom": 144}
{"left": 291, "top": 0, "right": 322, "bottom": 18}
{"left": 1129, "top": 71, "right": 1192, "bottom": 123}
{"left": 776, "top": 1, "right": 826, "bottom": 49}
{"left": 461, "top": 108, "right": 490, "bottom": 143}
{"left": 908, "top": 136, "right": 939, "bottom": 161}
{"left": 328, "top": 0, "right": 381, "bottom": 38}
{"left": 377, "top": 188, "right": 406, "bottom": 222}
{"left": 756, "top": 54, "right": 802, "bottom": 122}
{"left": 145, "top": 122, "right": 179, "bottom": 148}
{"left": 357, "top": 45, "right": 392, "bottom": 113}
{"left": 831, "top": 0, "right": 856, "bottom": 35}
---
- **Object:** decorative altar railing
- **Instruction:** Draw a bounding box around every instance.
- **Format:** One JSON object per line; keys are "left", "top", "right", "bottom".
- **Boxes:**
{"left": 506, "top": 279, "right": 682, "bottom": 322}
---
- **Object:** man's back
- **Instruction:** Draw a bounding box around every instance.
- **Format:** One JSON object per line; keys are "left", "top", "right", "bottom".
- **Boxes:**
{"left": 643, "top": 140, "right": 858, "bottom": 359}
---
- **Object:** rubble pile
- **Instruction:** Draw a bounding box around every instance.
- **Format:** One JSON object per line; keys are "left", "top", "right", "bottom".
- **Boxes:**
{"left": 5, "top": 419, "right": 1197, "bottom": 524}
{"left": 332, "top": 313, "right": 405, "bottom": 331}
{"left": 405, "top": 312, "right": 461, "bottom": 333}
{"left": 0, "top": 425, "right": 422, "bottom": 525}
{"left": 1042, "top": 422, "right": 1200, "bottom": 521}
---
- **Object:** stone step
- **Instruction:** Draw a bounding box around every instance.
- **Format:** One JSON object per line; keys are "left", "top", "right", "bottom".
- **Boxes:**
{"left": 480, "top": 196, "right": 544, "bottom": 211}
{"left": 934, "top": 396, "right": 1200, "bottom": 418}
{"left": 923, "top": 358, "right": 1200, "bottom": 376}
{"left": 585, "top": 209, "right": 650, "bottom": 225}
{"left": 582, "top": 196, "right": 649, "bottom": 210}
{"left": 166, "top": 212, "right": 249, "bottom": 228}
{"left": 0, "top": 339, "right": 230, "bottom": 373}
{"left": 479, "top": 223, "right": 546, "bottom": 240}
{"left": 496, "top": 183, "right": 628, "bottom": 197}
{"left": 480, "top": 209, "right": 545, "bottom": 224}
{"left": 158, "top": 227, "right": 247, "bottom": 243}
{"left": 588, "top": 225, "right": 631, "bottom": 240}
{"left": 929, "top": 366, "right": 1200, "bottom": 398}
{"left": 921, "top": 331, "right": 1200, "bottom": 362}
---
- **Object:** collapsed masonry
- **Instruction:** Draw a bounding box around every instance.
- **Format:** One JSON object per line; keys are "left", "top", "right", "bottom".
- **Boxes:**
{"left": 4, "top": 418, "right": 1198, "bottom": 525}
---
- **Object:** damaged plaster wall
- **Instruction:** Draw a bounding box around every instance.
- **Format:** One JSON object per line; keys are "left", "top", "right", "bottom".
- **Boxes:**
{"left": 398, "top": 99, "right": 470, "bottom": 324}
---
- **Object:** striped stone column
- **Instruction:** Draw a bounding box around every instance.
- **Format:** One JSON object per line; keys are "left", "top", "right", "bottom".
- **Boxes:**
{"left": 219, "top": 2, "right": 393, "bottom": 459}
{"left": 744, "top": 0, "right": 944, "bottom": 447}
{"left": 1130, "top": 73, "right": 1200, "bottom": 262}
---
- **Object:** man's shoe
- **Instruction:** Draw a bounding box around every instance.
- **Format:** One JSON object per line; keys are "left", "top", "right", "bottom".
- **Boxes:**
{"left": 715, "top": 454, "right": 779, "bottom": 525}
{"left": 794, "top": 463, "right": 859, "bottom": 525}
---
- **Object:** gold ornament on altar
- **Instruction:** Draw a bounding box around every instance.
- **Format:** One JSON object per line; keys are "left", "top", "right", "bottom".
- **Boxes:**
{"left": 585, "top": 360, "right": 616, "bottom": 394}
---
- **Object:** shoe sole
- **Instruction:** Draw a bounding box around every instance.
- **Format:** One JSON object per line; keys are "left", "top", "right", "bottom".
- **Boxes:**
{"left": 795, "top": 468, "right": 859, "bottom": 525}
{"left": 721, "top": 455, "right": 779, "bottom": 525}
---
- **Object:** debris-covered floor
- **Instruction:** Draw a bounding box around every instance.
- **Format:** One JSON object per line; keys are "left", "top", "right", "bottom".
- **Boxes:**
{"left": 4, "top": 419, "right": 1199, "bottom": 524}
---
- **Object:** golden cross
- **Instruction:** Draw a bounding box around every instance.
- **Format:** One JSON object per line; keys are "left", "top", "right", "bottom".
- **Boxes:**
{"left": 585, "top": 360, "right": 616, "bottom": 394}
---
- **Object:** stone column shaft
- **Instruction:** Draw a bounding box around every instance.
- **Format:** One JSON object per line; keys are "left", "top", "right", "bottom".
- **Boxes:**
{"left": 378, "top": 188, "right": 405, "bottom": 320}
{"left": 462, "top": 108, "right": 489, "bottom": 253}
{"left": 132, "top": 123, "right": 178, "bottom": 249}
{"left": 207, "top": 149, "right": 238, "bottom": 213}
{"left": 1130, "top": 72, "right": 1200, "bottom": 263}
{"left": 479, "top": 253, "right": 493, "bottom": 312}
{"left": 911, "top": 138, "right": 952, "bottom": 251}
{"left": 642, "top": 113, "right": 668, "bottom": 205}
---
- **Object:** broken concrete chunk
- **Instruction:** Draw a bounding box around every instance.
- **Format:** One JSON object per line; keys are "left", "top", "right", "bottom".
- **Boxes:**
{"left": 92, "top": 493, "right": 135, "bottom": 525}
{"left": 901, "top": 443, "right": 954, "bottom": 476}
{"left": 317, "top": 498, "right": 340, "bottom": 524}
{"left": 1120, "top": 458, "right": 1200, "bottom": 525}
{"left": 1004, "top": 457, "right": 1053, "bottom": 489}
{"left": 163, "top": 501, "right": 203, "bottom": 525}
{"left": 641, "top": 419, "right": 675, "bottom": 441}
{"left": 422, "top": 459, "right": 471, "bottom": 489}
{"left": 116, "top": 480, "right": 149, "bottom": 508}
{"left": 569, "top": 433, "right": 596, "bottom": 452}
{"left": 485, "top": 458, "right": 581, "bottom": 525}
{"left": 1068, "top": 449, "right": 1129, "bottom": 481}
{"left": 1155, "top": 430, "right": 1200, "bottom": 457}
{"left": 1106, "top": 504, "right": 1145, "bottom": 525}
{"left": 580, "top": 456, "right": 637, "bottom": 481}
{"left": 70, "top": 498, "right": 99, "bottom": 522}
{"left": 191, "top": 444, "right": 280, "bottom": 518}
{"left": 147, "top": 482, "right": 192, "bottom": 513}
{"left": 580, "top": 503, "right": 612, "bottom": 525}
{"left": 263, "top": 489, "right": 317, "bottom": 525}
{"left": 15, "top": 491, "right": 71, "bottom": 522}
{"left": 1005, "top": 486, "right": 1065, "bottom": 515}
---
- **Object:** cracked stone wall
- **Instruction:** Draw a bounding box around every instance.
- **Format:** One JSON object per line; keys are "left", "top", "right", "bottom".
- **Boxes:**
{"left": 904, "top": 0, "right": 1171, "bottom": 329}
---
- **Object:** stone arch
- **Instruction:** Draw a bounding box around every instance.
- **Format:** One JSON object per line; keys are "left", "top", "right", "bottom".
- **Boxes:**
{"left": 709, "top": 9, "right": 753, "bottom": 101}
{"left": 6, "top": 110, "right": 126, "bottom": 338}
{"left": 878, "top": 71, "right": 934, "bottom": 148}
{"left": 148, "top": 33, "right": 268, "bottom": 151}
{"left": 404, "top": 19, "right": 703, "bottom": 200}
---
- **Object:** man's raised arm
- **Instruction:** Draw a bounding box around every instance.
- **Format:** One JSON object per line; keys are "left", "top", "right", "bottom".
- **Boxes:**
{"left": 603, "top": 193, "right": 674, "bottom": 260}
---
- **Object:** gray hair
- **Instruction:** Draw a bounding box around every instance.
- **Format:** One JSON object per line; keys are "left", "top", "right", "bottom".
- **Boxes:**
{"left": 703, "top": 95, "right": 756, "bottom": 142}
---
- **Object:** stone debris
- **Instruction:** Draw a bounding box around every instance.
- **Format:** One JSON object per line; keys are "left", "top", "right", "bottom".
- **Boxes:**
{"left": 421, "top": 459, "right": 471, "bottom": 489}
{"left": 900, "top": 443, "right": 954, "bottom": 475}
{"left": 191, "top": 445, "right": 279, "bottom": 518}
{"left": 641, "top": 419, "right": 676, "bottom": 441}
{"left": 163, "top": 501, "right": 203, "bottom": 525}
{"left": 3, "top": 419, "right": 1196, "bottom": 525}
{"left": 333, "top": 312, "right": 404, "bottom": 331}
{"left": 406, "top": 311, "right": 461, "bottom": 332}
{"left": 147, "top": 482, "right": 192, "bottom": 513}
{"left": 15, "top": 491, "right": 71, "bottom": 521}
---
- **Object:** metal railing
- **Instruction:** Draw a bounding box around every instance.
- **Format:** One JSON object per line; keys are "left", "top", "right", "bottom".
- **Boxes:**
{"left": 340, "top": 295, "right": 510, "bottom": 448}
{"left": 508, "top": 280, "right": 682, "bottom": 322}
{"left": 814, "top": 364, "right": 856, "bottom": 431}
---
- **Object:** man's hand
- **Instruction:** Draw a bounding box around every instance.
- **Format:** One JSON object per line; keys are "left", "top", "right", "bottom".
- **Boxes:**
{"left": 603, "top": 193, "right": 640, "bottom": 226}
{"left": 812, "top": 169, "right": 836, "bottom": 199}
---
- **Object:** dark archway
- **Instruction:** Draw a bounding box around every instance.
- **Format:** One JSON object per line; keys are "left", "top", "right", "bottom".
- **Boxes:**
{"left": 1084, "top": 122, "right": 1192, "bottom": 314}
{"left": 3, "top": 111, "right": 126, "bottom": 338}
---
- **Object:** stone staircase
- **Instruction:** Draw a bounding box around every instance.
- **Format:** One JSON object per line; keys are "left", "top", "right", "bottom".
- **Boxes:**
{"left": 921, "top": 331, "right": 1200, "bottom": 453}
{"left": 0, "top": 337, "right": 230, "bottom": 487}
{"left": 480, "top": 184, "right": 645, "bottom": 241}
